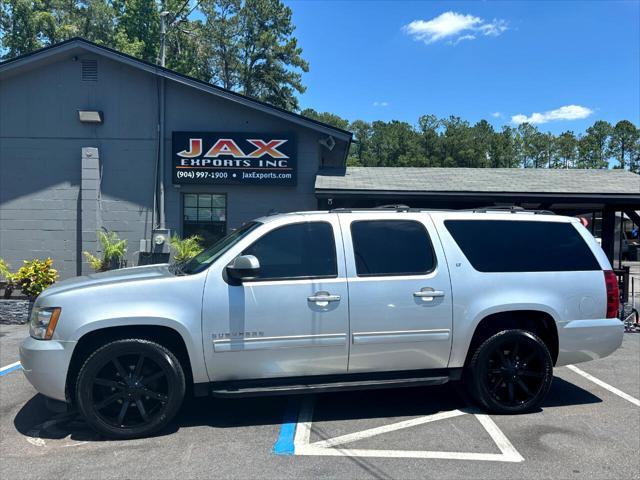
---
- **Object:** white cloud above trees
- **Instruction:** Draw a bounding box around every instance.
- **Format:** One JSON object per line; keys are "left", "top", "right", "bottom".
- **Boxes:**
{"left": 403, "top": 11, "right": 508, "bottom": 45}
{"left": 511, "top": 105, "right": 594, "bottom": 124}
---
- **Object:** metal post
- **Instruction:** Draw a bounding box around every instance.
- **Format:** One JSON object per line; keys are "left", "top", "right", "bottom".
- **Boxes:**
{"left": 601, "top": 206, "right": 616, "bottom": 263}
{"left": 618, "top": 215, "right": 624, "bottom": 269}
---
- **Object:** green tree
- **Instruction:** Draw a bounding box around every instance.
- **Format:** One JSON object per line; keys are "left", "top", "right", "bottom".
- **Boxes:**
{"left": 555, "top": 131, "right": 578, "bottom": 168}
{"left": 300, "top": 108, "right": 349, "bottom": 131}
{"left": 348, "top": 119, "right": 372, "bottom": 166}
{"left": 580, "top": 120, "right": 612, "bottom": 168}
{"left": 365, "top": 120, "right": 423, "bottom": 167}
{"left": 77, "top": 0, "right": 117, "bottom": 45}
{"left": 201, "top": 0, "right": 308, "bottom": 110}
{"left": 515, "top": 123, "right": 534, "bottom": 168}
{"left": 112, "top": 0, "right": 159, "bottom": 60}
{"left": 490, "top": 126, "right": 518, "bottom": 168}
{"left": 609, "top": 120, "right": 639, "bottom": 170}
{"left": 0, "top": 0, "right": 48, "bottom": 57}
{"left": 417, "top": 114, "right": 441, "bottom": 167}
{"left": 440, "top": 116, "right": 473, "bottom": 167}
{"left": 470, "top": 120, "right": 495, "bottom": 168}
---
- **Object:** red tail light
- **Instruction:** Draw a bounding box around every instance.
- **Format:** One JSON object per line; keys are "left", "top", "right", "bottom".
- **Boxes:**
{"left": 603, "top": 270, "right": 619, "bottom": 319}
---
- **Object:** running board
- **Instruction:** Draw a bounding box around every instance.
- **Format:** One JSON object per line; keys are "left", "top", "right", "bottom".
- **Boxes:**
{"left": 210, "top": 369, "right": 459, "bottom": 398}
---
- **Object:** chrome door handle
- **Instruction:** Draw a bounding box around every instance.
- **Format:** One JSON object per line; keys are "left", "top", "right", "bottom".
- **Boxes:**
{"left": 307, "top": 292, "right": 341, "bottom": 303}
{"left": 413, "top": 289, "right": 445, "bottom": 299}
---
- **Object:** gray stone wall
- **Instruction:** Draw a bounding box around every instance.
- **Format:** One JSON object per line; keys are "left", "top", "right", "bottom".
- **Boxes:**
{"left": 0, "top": 300, "right": 33, "bottom": 325}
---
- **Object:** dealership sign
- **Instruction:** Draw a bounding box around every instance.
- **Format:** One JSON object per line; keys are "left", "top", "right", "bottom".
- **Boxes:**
{"left": 172, "top": 132, "right": 296, "bottom": 185}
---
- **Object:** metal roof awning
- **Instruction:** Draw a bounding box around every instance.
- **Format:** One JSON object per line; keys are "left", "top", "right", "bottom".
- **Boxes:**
{"left": 315, "top": 167, "right": 640, "bottom": 206}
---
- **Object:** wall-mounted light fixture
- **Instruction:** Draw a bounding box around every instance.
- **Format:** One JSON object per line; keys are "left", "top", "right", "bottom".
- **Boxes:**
{"left": 78, "top": 110, "right": 103, "bottom": 124}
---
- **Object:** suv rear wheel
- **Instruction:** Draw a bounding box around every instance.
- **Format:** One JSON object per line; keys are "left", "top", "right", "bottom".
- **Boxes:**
{"left": 75, "top": 339, "right": 185, "bottom": 439}
{"left": 467, "top": 329, "right": 553, "bottom": 414}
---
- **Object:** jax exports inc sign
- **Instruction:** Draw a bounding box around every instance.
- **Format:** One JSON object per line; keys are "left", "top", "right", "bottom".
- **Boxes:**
{"left": 172, "top": 132, "right": 296, "bottom": 186}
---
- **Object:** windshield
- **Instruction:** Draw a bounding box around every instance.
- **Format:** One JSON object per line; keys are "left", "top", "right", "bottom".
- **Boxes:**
{"left": 175, "top": 221, "right": 262, "bottom": 275}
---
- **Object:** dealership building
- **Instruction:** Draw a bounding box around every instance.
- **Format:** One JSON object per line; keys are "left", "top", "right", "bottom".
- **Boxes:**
{"left": 1, "top": 38, "right": 639, "bottom": 279}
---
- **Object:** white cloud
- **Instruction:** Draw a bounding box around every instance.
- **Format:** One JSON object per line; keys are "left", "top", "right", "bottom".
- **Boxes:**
{"left": 452, "top": 34, "right": 476, "bottom": 45}
{"left": 491, "top": 111, "right": 502, "bottom": 118}
{"left": 511, "top": 105, "right": 594, "bottom": 125}
{"left": 403, "top": 11, "right": 508, "bottom": 45}
{"left": 373, "top": 101, "right": 389, "bottom": 107}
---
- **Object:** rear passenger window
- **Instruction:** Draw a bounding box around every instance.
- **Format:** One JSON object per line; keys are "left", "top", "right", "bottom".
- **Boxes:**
{"left": 444, "top": 220, "right": 600, "bottom": 272}
{"left": 243, "top": 222, "right": 337, "bottom": 280}
{"left": 351, "top": 220, "right": 435, "bottom": 276}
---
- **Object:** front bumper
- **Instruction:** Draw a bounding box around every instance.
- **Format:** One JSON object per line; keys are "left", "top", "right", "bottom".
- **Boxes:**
{"left": 19, "top": 336, "right": 76, "bottom": 402}
{"left": 556, "top": 318, "right": 624, "bottom": 366}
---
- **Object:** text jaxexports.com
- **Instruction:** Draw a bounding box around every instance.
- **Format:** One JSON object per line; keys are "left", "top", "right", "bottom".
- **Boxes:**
{"left": 242, "top": 171, "right": 293, "bottom": 180}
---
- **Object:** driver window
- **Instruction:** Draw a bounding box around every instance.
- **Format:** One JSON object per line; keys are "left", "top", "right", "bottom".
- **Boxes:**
{"left": 242, "top": 222, "right": 337, "bottom": 280}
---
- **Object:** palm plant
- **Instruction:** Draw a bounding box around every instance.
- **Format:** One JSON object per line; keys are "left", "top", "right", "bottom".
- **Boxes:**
{"left": 169, "top": 235, "right": 204, "bottom": 263}
{"left": 83, "top": 230, "right": 127, "bottom": 272}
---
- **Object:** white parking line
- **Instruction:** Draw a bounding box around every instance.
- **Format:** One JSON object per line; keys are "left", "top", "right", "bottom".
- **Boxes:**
{"left": 290, "top": 396, "right": 524, "bottom": 462}
{"left": 566, "top": 364, "right": 640, "bottom": 407}
{"left": 0, "top": 361, "right": 22, "bottom": 376}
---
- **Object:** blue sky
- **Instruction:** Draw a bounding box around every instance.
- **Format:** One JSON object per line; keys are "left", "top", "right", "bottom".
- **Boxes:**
{"left": 286, "top": 0, "right": 640, "bottom": 134}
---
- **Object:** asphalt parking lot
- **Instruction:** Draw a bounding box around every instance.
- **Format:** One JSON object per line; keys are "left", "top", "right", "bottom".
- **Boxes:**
{"left": 1, "top": 323, "right": 638, "bottom": 480}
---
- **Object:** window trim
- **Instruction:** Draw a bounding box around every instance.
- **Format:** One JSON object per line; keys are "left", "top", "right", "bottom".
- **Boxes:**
{"left": 240, "top": 220, "right": 339, "bottom": 283}
{"left": 350, "top": 219, "right": 437, "bottom": 278}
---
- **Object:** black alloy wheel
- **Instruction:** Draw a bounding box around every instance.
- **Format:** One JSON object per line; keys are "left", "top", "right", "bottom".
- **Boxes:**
{"left": 468, "top": 329, "right": 553, "bottom": 414}
{"left": 75, "top": 339, "right": 185, "bottom": 439}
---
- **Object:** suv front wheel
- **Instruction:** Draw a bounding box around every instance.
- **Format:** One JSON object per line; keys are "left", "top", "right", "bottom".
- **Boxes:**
{"left": 467, "top": 329, "right": 553, "bottom": 414}
{"left": 75, "top": 338, "right": 186, "bottom": 439}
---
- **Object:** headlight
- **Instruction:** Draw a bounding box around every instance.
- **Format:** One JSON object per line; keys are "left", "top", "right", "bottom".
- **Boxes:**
{"left": 29, "top": 307, "right": 61, "bottom": 340}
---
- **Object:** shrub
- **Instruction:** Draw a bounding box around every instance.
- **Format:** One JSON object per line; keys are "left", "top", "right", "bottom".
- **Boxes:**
{"left": 14, "top": 258, "right": 58, "bottom": 299}
{"left": 83, "top": 230, "right": 127, "bottom": 272}
{"left": 169, "top": 235, "right": 204, "bottom": 263}
{"left": 0, "top": 258, "right": 17, "bottom": 298}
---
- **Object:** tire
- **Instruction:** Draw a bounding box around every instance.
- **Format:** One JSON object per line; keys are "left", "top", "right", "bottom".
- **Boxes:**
{"left": 75, "top": 338, "right": 186, "bottom": 439}
{"left": 466, "top": 329, "right": 553, "bottom": 414}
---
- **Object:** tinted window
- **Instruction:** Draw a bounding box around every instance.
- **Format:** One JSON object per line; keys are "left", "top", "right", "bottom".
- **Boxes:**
{"left": 243, "top": 222, "right": 337, "bottom": 280}
{"left": 351, "top": 220, "right": 435, "bottom": 276}
{"left": 444, "top": 220, "right": 600, "bottom": 272}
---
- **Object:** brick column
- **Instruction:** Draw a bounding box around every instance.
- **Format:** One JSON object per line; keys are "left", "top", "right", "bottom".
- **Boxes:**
{"left": 80, "top": 147, "right": 101, "bottom": 275}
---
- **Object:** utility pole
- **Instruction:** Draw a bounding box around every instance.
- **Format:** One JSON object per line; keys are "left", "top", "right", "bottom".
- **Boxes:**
{"left": 159, "top": 4, "right": 169, "bottom": 67}
{"left": 157, "top": 3, "right": 170, "bottom": 230}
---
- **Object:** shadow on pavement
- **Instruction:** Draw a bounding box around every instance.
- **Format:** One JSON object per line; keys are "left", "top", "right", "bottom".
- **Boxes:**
{"left": 13, "top": 375, "right": 601, "bottom": 442}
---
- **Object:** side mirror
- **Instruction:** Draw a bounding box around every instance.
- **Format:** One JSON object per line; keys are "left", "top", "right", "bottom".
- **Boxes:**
{"left": 226, "top": 255, "right": 260, "bottom": 284}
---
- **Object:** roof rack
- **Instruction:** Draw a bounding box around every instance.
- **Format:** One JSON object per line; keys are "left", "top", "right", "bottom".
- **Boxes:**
{"left": 470, "top": 206, "right": 555, "bottom": 215}
{"left": 329, "top": 205, "right": 556, "bottom": 215}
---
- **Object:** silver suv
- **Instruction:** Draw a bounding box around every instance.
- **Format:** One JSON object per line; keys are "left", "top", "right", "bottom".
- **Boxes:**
{"left": 20, "top": 208, "right": 624, "bottom": 438}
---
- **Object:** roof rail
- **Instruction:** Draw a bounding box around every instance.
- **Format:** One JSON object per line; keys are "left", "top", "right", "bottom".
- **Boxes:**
{"left": 470, "top": 206, "right": 555, "bottom": 215}
{"left": 329, "top": 206, "right": 556, "bottom": 215}
{"left": 330, "top": 205, "right": 414, "bottom": 213}
{"left": 377, "top": 204, "right": 411, "bottom": 210}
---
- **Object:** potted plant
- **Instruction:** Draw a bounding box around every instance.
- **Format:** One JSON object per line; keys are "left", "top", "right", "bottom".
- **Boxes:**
{"left": 0, "top": 258, "right": 58, "bottom": 324}
{"left": 83, "top": 230, "right": 128, "bottom": 272}
{"left": 169, "top": 235, "right": 204, "bottom": 263}
{"left": 14, "top": 258, "right": 59, "bottom": 300}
